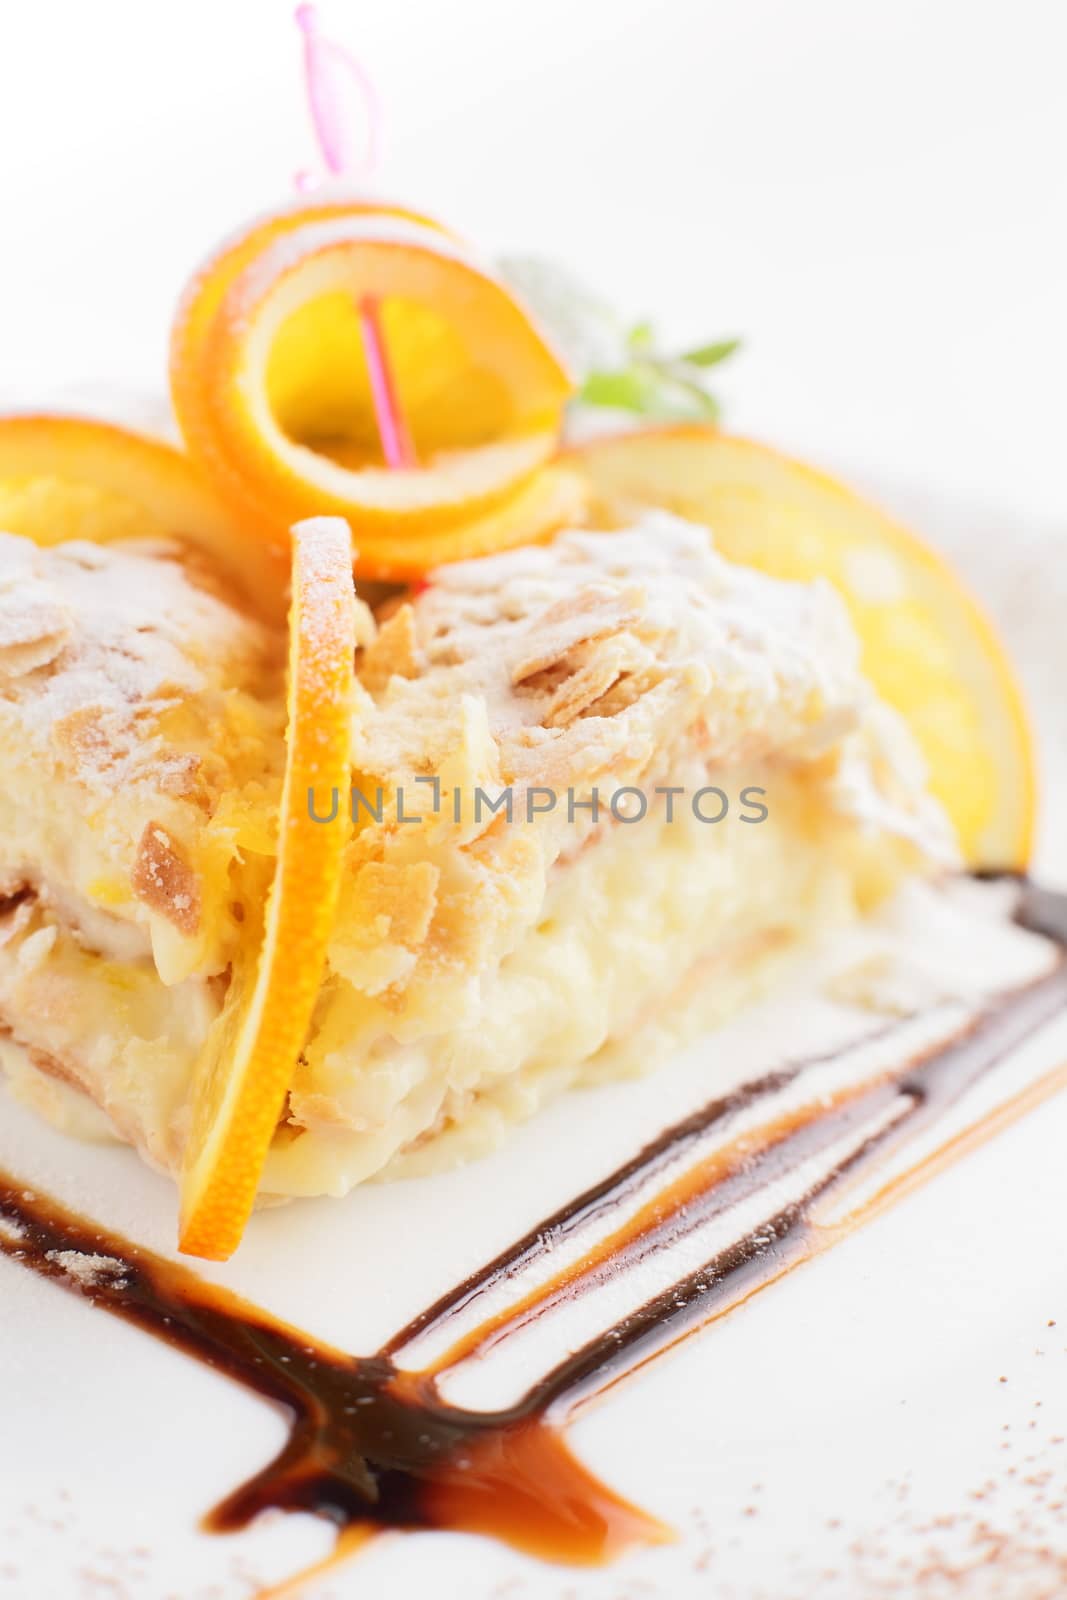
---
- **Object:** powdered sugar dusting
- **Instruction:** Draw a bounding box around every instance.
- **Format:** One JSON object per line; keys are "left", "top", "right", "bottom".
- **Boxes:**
{"left": 44, "top": 1249, "right": 128, "bottom": 1290}
{"left": 0, "top": 531, "right": 275, "bottom": 788}
{"left": 359, "top": 511, "right": 953, "bottom": 860}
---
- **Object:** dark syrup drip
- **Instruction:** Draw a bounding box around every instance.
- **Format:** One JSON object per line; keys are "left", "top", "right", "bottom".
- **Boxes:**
{"left": 0, "top": 879, "right": 1064, "bottom": 1580}
{"left": 0, "top": 1181, "right": 658, "bottom": 1564}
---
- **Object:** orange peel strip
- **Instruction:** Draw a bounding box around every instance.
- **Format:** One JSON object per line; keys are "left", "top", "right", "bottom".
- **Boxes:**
{"left": 569, "top": 424, "right": 1036, "bottom": 868}
{"left": 179, "top": 516, "right": 356, "bottom": 1260}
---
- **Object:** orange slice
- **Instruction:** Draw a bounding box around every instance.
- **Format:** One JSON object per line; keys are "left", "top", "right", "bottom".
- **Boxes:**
{"left": 570, "top": 425, "right": 1035, "bottom": 868}
{"left": 0, "top": 412, "right": 282, "bottom": 614}
{"left": 179, "top": 516, "right": 356, "bottom": 1260}
{"left": 170, "top": 208, "right": 573, "bottom": 577}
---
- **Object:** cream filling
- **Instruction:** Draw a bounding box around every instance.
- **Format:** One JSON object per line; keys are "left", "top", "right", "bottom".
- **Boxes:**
{"left": 0, "top": 871, "right": 152, "bottom": 963}
{"left": 0, "top": 787, "right": 177, "bottom": 971}
{"left": 0, "top": 787, "right": 245, "bottom": 986}
{"left": 0, "top": 896, "right": 219, "bottom": 1172}
{"left": 0, "top": 769, "right": 932, "bottom": 1200}
{"left": 264, "top": 772, "right": 921, "bottom": 1198}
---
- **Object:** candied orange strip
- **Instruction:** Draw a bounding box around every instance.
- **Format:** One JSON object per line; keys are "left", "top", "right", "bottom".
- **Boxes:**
{"left": 179, "top": 516, "right": 356, "bottom": 1260}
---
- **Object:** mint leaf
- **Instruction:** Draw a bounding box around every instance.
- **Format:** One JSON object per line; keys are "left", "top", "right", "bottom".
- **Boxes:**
{"left": 679, "top": 337, "right": 741, "bottom": 369}
{"left": 570, "top": 306, "right": 739, "bottom": 423}
{"left": 581, "top": 364, "right": 723, "bottom": 422}
{"left": 626, "top": 320, "right": 656, "bottom": 352}
{"left": 580, "top": 369, "right": 662, "bottom": 412}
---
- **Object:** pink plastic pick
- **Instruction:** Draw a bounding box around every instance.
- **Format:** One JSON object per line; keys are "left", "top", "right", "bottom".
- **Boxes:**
{"left": 296, "top": 2, "right": 382, "bottom": 179}
{"left": 359, "top": 295, "right": 416, "bottom": 471}
{"left": 296, "top": 3, "right": 415, "bottom": 469}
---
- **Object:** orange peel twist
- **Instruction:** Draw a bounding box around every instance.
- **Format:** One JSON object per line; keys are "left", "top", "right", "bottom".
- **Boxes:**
{"left": 170, "top": 201, "right": 577, "bottom": 578}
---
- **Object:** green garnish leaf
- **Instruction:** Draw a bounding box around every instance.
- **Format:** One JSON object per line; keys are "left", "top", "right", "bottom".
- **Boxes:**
{"left": 626, "top": 320, "right": 656, "bottom": 352}
{"left": 679, "top": 337, "right": 742, "bottom": 369}
{"left": 494, "top": 255, "right": 741, "bottom": 424}
{"left": 580, "top": 326, "right": 739, "bottom": 422}
{"left": 580, "top": 369, "right": 663, "bottom": 412}
{"left": 582, "top": 364, "right": 724, "bottom": 422}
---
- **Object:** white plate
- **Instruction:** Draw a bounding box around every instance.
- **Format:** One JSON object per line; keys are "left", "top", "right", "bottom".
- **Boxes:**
{"left": 2, "top": 483, "right": 1065, "bottom": 1600}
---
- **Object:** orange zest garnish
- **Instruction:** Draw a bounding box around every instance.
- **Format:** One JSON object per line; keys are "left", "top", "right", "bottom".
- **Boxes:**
{"left": 0, "top": 412, "right": 283, "bottom": 615}
{"left": 570, "top": 424, "right": 1036, "bottom": 868}
{"left": 179, "top": 516, "right": 356, "bottom": 1260}
{"left": 170, "top": 204, "right": 574, "bottom": 578}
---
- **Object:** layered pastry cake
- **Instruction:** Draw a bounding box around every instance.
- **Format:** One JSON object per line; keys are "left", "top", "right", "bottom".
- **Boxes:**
{"left": 0, "top": 512, "right": 954, "bottom": 1200}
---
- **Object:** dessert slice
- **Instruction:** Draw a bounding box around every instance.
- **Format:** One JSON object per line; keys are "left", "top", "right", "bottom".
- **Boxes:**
{"left": 0, "top": 514, "right": 954, "bottom": 1201}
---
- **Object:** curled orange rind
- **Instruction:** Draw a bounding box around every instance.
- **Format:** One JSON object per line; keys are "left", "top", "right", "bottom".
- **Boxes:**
{"left": 171, "top": 201, "right": 575, "bottom": 577}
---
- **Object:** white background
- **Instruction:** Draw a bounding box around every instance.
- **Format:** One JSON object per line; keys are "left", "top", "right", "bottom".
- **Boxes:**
{"left": 0, "top": 0, "right": 1064, "bottom": 520}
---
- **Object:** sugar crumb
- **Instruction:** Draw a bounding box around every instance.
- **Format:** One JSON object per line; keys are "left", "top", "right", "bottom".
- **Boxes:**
{"left": 44, "top": 1249, "right": 127, "bottom": 1289}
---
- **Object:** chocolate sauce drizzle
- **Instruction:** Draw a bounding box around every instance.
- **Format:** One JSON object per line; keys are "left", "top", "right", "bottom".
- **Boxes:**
{"left": 1, "top": 879, "right": 1065, "bottom": 1581}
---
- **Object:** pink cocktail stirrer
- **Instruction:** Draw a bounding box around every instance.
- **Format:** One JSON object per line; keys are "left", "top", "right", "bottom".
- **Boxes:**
{"left": 295, "top": 3, "right": 415, "bottom": 470}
